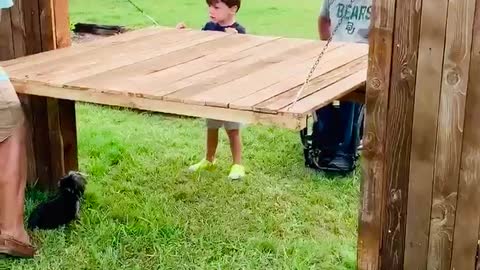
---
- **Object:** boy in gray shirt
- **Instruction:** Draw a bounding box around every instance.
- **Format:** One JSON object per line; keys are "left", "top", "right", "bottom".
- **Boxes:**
{"left": 318, "top": 0, "right": 371, "bottom": 43}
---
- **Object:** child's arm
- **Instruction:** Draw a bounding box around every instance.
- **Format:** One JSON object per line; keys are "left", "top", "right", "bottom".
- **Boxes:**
{"left": 318, "top": 2, "right": 331, "bottom": 41}
{"left": 225, "top": 27, "right": 238, "bottom": 34}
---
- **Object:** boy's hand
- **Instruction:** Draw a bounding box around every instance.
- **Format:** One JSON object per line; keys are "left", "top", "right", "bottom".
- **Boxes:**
{"left": 176, "top": 22, "right": 187, "bottom": 29}
{"left": 224, "top": 27, "right": 238, "bottom": 34}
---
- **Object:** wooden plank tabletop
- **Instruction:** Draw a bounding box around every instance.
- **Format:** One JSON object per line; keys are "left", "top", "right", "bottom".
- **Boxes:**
{"left": 1, "top": 26, "right": 368, "bottom": 130}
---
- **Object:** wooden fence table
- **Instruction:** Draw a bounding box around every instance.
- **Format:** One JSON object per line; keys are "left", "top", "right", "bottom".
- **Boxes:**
{"left": 1, "top": 26, "right": 368, "bottom": 130}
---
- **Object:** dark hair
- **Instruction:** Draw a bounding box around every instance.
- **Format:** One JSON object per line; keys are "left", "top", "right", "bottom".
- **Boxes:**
{"left": 206, "top": 0, "right": 241, "bottom": 12}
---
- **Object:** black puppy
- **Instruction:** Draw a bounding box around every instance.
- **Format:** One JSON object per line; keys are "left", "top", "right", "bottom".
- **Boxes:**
{"left": 28, "top": 171, "right": 87, "bottom": 230}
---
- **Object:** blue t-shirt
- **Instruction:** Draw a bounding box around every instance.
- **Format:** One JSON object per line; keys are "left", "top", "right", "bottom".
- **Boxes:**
{"left": 201, "top": 21, "right": 246, "bottom": 34}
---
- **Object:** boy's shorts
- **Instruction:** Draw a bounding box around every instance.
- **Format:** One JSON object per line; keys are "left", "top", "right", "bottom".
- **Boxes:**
{"left": 206, "top": 119, "right": 242, "bottom": 130}
{"left": 0, "top": 67, "right": 24, "bottom": 143}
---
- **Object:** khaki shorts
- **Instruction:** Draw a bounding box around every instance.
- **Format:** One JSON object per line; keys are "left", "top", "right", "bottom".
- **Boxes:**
{"left": 206, "top": 119, "right": 242, "bottom": 130}
{"left": 0, "top": 67, "right": 24, "bottom": 143}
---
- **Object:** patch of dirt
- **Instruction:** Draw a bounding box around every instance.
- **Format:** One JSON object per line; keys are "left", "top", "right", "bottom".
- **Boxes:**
{"left": 71, "top": 32, "right": 109, "bottom": 45}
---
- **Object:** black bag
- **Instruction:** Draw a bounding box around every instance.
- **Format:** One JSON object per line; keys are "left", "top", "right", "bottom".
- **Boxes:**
{"left": 300, "top": 101, "right": 364, "bottom": 175}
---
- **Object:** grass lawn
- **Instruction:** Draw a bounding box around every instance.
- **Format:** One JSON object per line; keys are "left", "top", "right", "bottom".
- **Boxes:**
{"left": 1, "top": 0, "right": 362, "bottom": 269}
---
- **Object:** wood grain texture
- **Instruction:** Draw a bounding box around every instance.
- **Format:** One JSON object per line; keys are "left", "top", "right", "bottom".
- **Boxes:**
{"left": 0, "top": 8, "right": 14, "bottom": 60}
{"left": 13, "top": 81, "right": 306, "bottom": 130}
{"left": 159, "top": 38, "right": 326, "bottom": 102}
{"left": 252, "top": 56, "right": 368, "bottom": 113}
{"left": 46, "top": 97, "right": 65, "bottom": 181}
{"left": 10, "top": 0, "right": 27, "bottom": 58}
{"left": 38, "top": 0, "right": 56, "bottom": 51}
{"left": 11, "top": 30, "right": 226, "bottom": 84}
{"left": 30, "top": 97, "right": 53, "bottom": 186}
{"left": 53, "top": 0, "right": 79, "bottom": 181}
{"left": 380, "top": 0, "right": 422, "bottom": 268}
{"left": 3, "top": 28, "right": 367, "bottom": 127}
{"left": 58, "top": 100, "right": 78, "bottom": 173}
{"left": 427, "top": 0, "right": 477, "bottom": 268}
{"left": 357, "top": 0, "right": 397, "bottom": 269}
{"left": 2, "top": 27, "right": 171, "bottom": 71}
{"left": 69, "top": 34, "right": 279, "bottom": 95}
{"left": 339, "top": 88, "right": 365, "bottom": 104}
{"left": 403, "top": 0, "right": 449, "bottom": 269}
{"left": 450, "top": 2, "right": 480, "bottom": 269}
{"left": 53, "top": 0, "right": 71, "bottom": 48}
{"left": 21, "top": 0, "right": 42, "bottom": 55}
{"left": 186, "top": 43, "right": 366, "bottom": 107}
{"left": 279, "top": 70, "right": 367, "bottom": 115}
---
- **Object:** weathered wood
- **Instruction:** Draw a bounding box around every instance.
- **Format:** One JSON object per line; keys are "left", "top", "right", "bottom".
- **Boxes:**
{"left": 53, "top": 0, "right": 72, "bottom": 48}
{"left": 357, "top": 0, "right": 397, "bottom": 269}
{"left": 380, "top": 0, "right": 423, "bottom": 268}
{"left": 279, "top": 70, "right": 367, "bottom": 114}
{"left": 160, "top": 38, "right": 320, "bottom": 102}
{"left": 41, "top": 0, "right": 78, "bottom": 190}
{"left": 240, "top": 52, "right": 367, "bottom": 113}
{"left": 426, "top": 0, "right": 477, "bottom": 268}
{"left": 39, "top": 0, "right": 57, "bottom": 51}
{"left": 403, "top": 0, "right": 449, "bottom": 269}
{"left": 450, "top": 2, "right": 480, "bottom": 269}
{"left": 71, "top": 33, "right": 280, "bottom": 96}
{"left": 10, "top": 0, "right": 27, "bottom": 59}
{"left": 59, "top": 100, "right": 78, "bottom": 174}
{"left": 359, "top": 0, "right": 480, "bottom": 268}
{"left": 2, "top": 28, "right": 367, "bottom": 130}
{"left": 30, "top": 97, "right": 55, "bottom": 185}
{"left": 25, "top": 97, "right": 73, "bottom": 191}
{"left": 13, "top": 81, "right": 306, "bottom": 130}
{"left": 339, "top": 87, "right": 365, "bottom": 104}
{"left": 189, "top": 44, "right": 366, "bottom": 107}
{"left": 3, "top": 27, "right": 172, "bottom": 72}
{"left": 16, "top": 30, "right": 226, "bottom": 85}
{"left": 0, "top": 8, "right": 14, "bottom": 60}
{"left": 21, "top": 0, "right": 42, "bottom": 55}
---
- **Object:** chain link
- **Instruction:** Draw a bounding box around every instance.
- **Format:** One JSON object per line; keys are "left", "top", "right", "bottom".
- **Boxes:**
{"left": 126, "top": 0, "right": 160, "bottom": 26}
{"left": 288, "top": 0, "right": 357, "bottom": 111}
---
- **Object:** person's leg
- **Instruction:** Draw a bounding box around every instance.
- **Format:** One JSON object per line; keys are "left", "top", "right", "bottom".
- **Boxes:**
{"left": 226, "top": 129, "right": 241, "bottom": 165}
{"left": 0, "top": 71, "right": 35, "bottom": 257}
{"left": 324, "top": 101, "right": 360, "bottom": 172}
{"left": 188, "top": 119, "right": 221, "bottom": 172}
{"left": 224, "top": 122, "right": 245, "bottom": 180}
{"left": 206, "top": 128, "right": 219, "bottom": 162}
{"left": 0, "top": 124, "right": 30, "bottom": 245}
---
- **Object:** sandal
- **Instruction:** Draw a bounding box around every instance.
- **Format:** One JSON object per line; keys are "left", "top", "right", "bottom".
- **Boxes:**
{"left": 0, "top": 233, "right": 36, "bottom": 258}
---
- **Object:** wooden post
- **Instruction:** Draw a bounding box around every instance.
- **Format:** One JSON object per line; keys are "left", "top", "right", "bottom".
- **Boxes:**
{"left": 359, "top": 0, "right": 480, "bottom": 269}
{"left": 357, "top": 0, "right": 396, "bottom": 268}
{"left": 450, "top": 2, "right": 480, "bottom": 269}
{"left": 0, "top": 0, "right": 77, "bottom": 191}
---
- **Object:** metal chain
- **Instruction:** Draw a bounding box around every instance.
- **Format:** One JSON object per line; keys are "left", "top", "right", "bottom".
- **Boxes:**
{"left": 288, "top": 0, "right": 357, "bottom": 111}
{"left": 126, "top": 0, "right": 160, "bottom": 26}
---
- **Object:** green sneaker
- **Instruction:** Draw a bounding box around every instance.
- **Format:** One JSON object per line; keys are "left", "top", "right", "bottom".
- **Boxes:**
{"left": 188, "top": 158, "right": 215, "bottom": 172}
{"left": 228, "top": 164, "right": 245, "bottom": 180}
